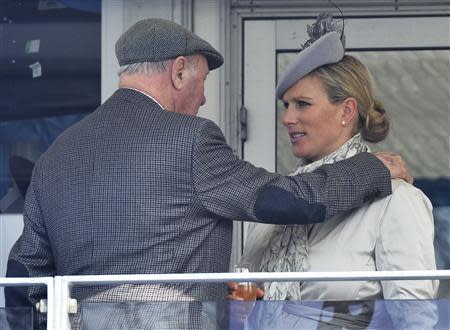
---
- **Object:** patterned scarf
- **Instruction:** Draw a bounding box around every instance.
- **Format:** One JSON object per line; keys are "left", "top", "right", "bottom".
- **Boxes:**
{"left": 259, "top": 133, "right": 370, "bottom": 300}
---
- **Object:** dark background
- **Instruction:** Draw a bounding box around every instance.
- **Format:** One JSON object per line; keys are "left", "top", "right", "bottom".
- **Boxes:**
{"left": 0, "top": 0, "right": 101, "bottom": 121}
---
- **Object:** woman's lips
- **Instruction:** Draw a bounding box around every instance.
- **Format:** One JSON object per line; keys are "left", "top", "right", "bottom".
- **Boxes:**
{"left": 289, "top": 132, "right": 306, "bottom": 143}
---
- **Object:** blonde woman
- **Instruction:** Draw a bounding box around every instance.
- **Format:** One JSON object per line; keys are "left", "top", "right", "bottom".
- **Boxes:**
{"left": 231, "top": 15, "right": 437, "bottom": 329}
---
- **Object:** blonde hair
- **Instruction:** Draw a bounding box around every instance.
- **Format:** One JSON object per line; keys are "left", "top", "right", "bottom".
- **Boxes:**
{"left": 311, "top": 55, "right": 389, "bottom": 143}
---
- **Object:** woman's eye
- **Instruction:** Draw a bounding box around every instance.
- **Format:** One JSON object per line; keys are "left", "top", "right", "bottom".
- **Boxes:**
{"left": 295, "top": 100, "right": 310, "bottom": 108}
{"left": 282, "top": 102, "right": 289, "bottom": 109}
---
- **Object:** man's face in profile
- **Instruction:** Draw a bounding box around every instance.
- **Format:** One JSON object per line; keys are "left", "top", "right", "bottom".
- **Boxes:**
{"left": 180, "top": 55, "right": 209, "bottom": 116}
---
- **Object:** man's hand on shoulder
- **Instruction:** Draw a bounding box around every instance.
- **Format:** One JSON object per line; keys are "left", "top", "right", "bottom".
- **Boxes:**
{"left": 374, "top": 152, "right": 413, "bottom": 184}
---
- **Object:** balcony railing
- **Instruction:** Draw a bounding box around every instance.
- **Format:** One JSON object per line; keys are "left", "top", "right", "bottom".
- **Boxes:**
{"left": 1, "top": 270, "right": 450, "bottom": 330}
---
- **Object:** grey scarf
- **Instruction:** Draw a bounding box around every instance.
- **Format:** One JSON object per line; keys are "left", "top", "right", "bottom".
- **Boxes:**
{"left": 259, "top": 134, "right": 369, "bottom": 300}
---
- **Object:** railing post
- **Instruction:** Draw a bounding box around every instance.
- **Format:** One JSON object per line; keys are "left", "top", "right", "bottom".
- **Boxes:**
{"left": 46, "top": 278, "right": 54, "bottom": 330}
{"left": 0, "top": 277, "right": 55, "bottom": 330}
{"left": 54, "top": 276, "right": 71, "bottom": 330}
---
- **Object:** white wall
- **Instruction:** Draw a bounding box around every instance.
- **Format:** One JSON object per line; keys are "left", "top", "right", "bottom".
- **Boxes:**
{"left": 101, "top": 0, "right": 124, "bottom": 104}
{"left": 192, "top": 0, "right": 224, "bottom": 126}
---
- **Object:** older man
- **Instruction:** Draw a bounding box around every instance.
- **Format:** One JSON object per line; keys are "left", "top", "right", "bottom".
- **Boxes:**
{"left": 6, "top": 18, "right": 409, "bottom": 329}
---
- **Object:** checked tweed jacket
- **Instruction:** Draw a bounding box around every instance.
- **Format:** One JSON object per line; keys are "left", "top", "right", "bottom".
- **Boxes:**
{"left": 7, "top": 88, "right": 391, "bottom": 328}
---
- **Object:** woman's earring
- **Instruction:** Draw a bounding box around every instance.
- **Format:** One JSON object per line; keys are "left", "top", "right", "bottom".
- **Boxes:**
{"left": 342, "top": 120, "right": 346, "bottom": 126}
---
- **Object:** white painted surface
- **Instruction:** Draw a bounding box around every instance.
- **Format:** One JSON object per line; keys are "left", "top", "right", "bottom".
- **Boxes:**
{"left": 101, "top": 0, "right": 124, "bottom": 103}
{"left": 276, "top": 17, "right": 450, "bottom": 50}
{"left": 193, "top": 0, "right": 224, "bottom": 127}
{"left": 243, "top": 20, "right": 276, "bottom": 171}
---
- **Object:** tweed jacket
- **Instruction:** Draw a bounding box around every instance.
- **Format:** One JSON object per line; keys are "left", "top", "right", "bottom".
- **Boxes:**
{"left": 6, "top": 89, "right": 391, "bottom": 327}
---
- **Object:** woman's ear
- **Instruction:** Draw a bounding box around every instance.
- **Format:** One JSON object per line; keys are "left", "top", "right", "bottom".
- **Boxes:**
{"left": 341, "top": 97, "right": 358, "bottom": 127}
{"left": 171, "top": 56, "right": 188, "bottom": 90}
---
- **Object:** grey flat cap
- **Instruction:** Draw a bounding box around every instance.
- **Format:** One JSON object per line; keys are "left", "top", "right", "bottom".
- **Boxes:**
{"left": 116, "top": 18, "right": 224, "bottom": 70}
{"left": 276, "top": 31, "right": 344, "bottom": 99}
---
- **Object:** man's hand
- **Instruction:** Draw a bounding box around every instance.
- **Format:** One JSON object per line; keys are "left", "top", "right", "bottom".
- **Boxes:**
{"left": 374, "top": 152, "right": 413, "bottom": 184}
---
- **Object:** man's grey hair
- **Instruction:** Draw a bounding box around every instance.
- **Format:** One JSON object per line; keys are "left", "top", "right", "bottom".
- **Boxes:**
{"left": 118, "top": 55, "right": 198, "bottom": 76}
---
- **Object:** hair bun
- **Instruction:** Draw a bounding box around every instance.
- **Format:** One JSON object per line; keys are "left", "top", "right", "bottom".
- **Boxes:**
{"left": 361, "top": 100, "right": 389, "bottom": 142}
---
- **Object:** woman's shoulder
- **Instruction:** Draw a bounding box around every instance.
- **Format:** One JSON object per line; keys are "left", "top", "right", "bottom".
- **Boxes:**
{"left": 377, "top": 179, "right": 434, "bottom": 229}
{"left": 390, "top": 179, "right": 432, "bottom": 209}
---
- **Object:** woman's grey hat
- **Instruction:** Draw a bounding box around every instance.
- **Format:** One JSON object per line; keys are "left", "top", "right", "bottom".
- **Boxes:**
{"left": 275, "top": 31, "right": 344, "bottom": 99}
{"left": 115, "top": 18, "right": 224, "bottom": 70}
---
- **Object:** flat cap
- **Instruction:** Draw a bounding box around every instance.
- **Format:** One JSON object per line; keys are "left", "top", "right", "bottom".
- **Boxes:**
{"left": 115, "top": 18, "right": 224, "bottom": 70}
{"left": 276, "top": 31, "right": 344, "bottom": 99}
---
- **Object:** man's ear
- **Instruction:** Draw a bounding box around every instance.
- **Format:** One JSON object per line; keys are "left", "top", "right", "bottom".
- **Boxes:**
{"left": 341, "top": 97, "right": 358, "bottom": 126}
{"left": 171, "top": 56, "right": 189, "bottom": 90}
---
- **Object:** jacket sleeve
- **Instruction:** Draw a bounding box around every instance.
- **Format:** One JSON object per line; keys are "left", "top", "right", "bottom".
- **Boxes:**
{"left": 5, "top": 159, "right": 56, "bottom": 328}
{"left": 192, "top": 119, "right": 392, "bottom": 225}
{"left": 375, "top": 180, "right": 438, "bottom": 329}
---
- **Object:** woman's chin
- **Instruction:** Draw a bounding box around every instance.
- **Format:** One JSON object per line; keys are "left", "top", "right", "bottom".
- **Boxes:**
{"left": 292, "top": 148, "right": 310, "bottom": 160}
{"left": 293, "top": 151, "right": 319, "bottom": 164}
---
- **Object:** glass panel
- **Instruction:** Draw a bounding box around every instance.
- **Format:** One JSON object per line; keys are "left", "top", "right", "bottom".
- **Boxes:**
{"left": 0, "top": 307, "right": 33, "bottom": 330}
{"left": 80, "top": 301, "right": 220, "bottom": 330}
{"left": 79, "top": 299, "right": 450, "bottom": 330}
{"left": 0, "top": 0, "right": 101, "bottom": 213}
{"left": 246, "top": 300, "right": 450, "bottom": 330}
{"left": 276, "top": 50, "right": 450, "bottom": 177}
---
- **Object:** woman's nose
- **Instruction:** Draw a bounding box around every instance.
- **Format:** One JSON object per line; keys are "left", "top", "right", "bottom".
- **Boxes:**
{"left": 282, "top": 105, "right": 296, "bottom": 127}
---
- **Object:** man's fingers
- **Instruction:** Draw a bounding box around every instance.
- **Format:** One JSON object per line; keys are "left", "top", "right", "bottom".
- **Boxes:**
{"left": 227, "top": 281, "right": 238, "bottom": 294}
{"left": 374, "top": 151, "right": 413, "bottom": 184}
{"left": 405, "top": 173, "right": 414, "bottom": 185}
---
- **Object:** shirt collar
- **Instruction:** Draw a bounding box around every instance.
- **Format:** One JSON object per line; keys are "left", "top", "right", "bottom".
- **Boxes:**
{"left": 123, "top": 87, "right": 166, "bottom": 110}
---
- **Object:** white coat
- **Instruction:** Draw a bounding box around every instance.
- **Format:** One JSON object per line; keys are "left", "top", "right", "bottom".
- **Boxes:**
{"left": 241, "top": 179, "right": 438, "bottom": 328}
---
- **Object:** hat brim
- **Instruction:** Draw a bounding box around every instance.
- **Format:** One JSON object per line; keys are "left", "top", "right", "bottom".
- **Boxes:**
{"left": 200, "top": 50, "right": 224, "bottom": 70}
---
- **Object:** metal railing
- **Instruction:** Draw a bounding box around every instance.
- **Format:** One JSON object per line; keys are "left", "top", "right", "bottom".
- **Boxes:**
{"left": 2, "top": 270, "right": 450, "bottom": 330}
{"left": 56, "top": 270, "right": 450, "bottom": 330}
